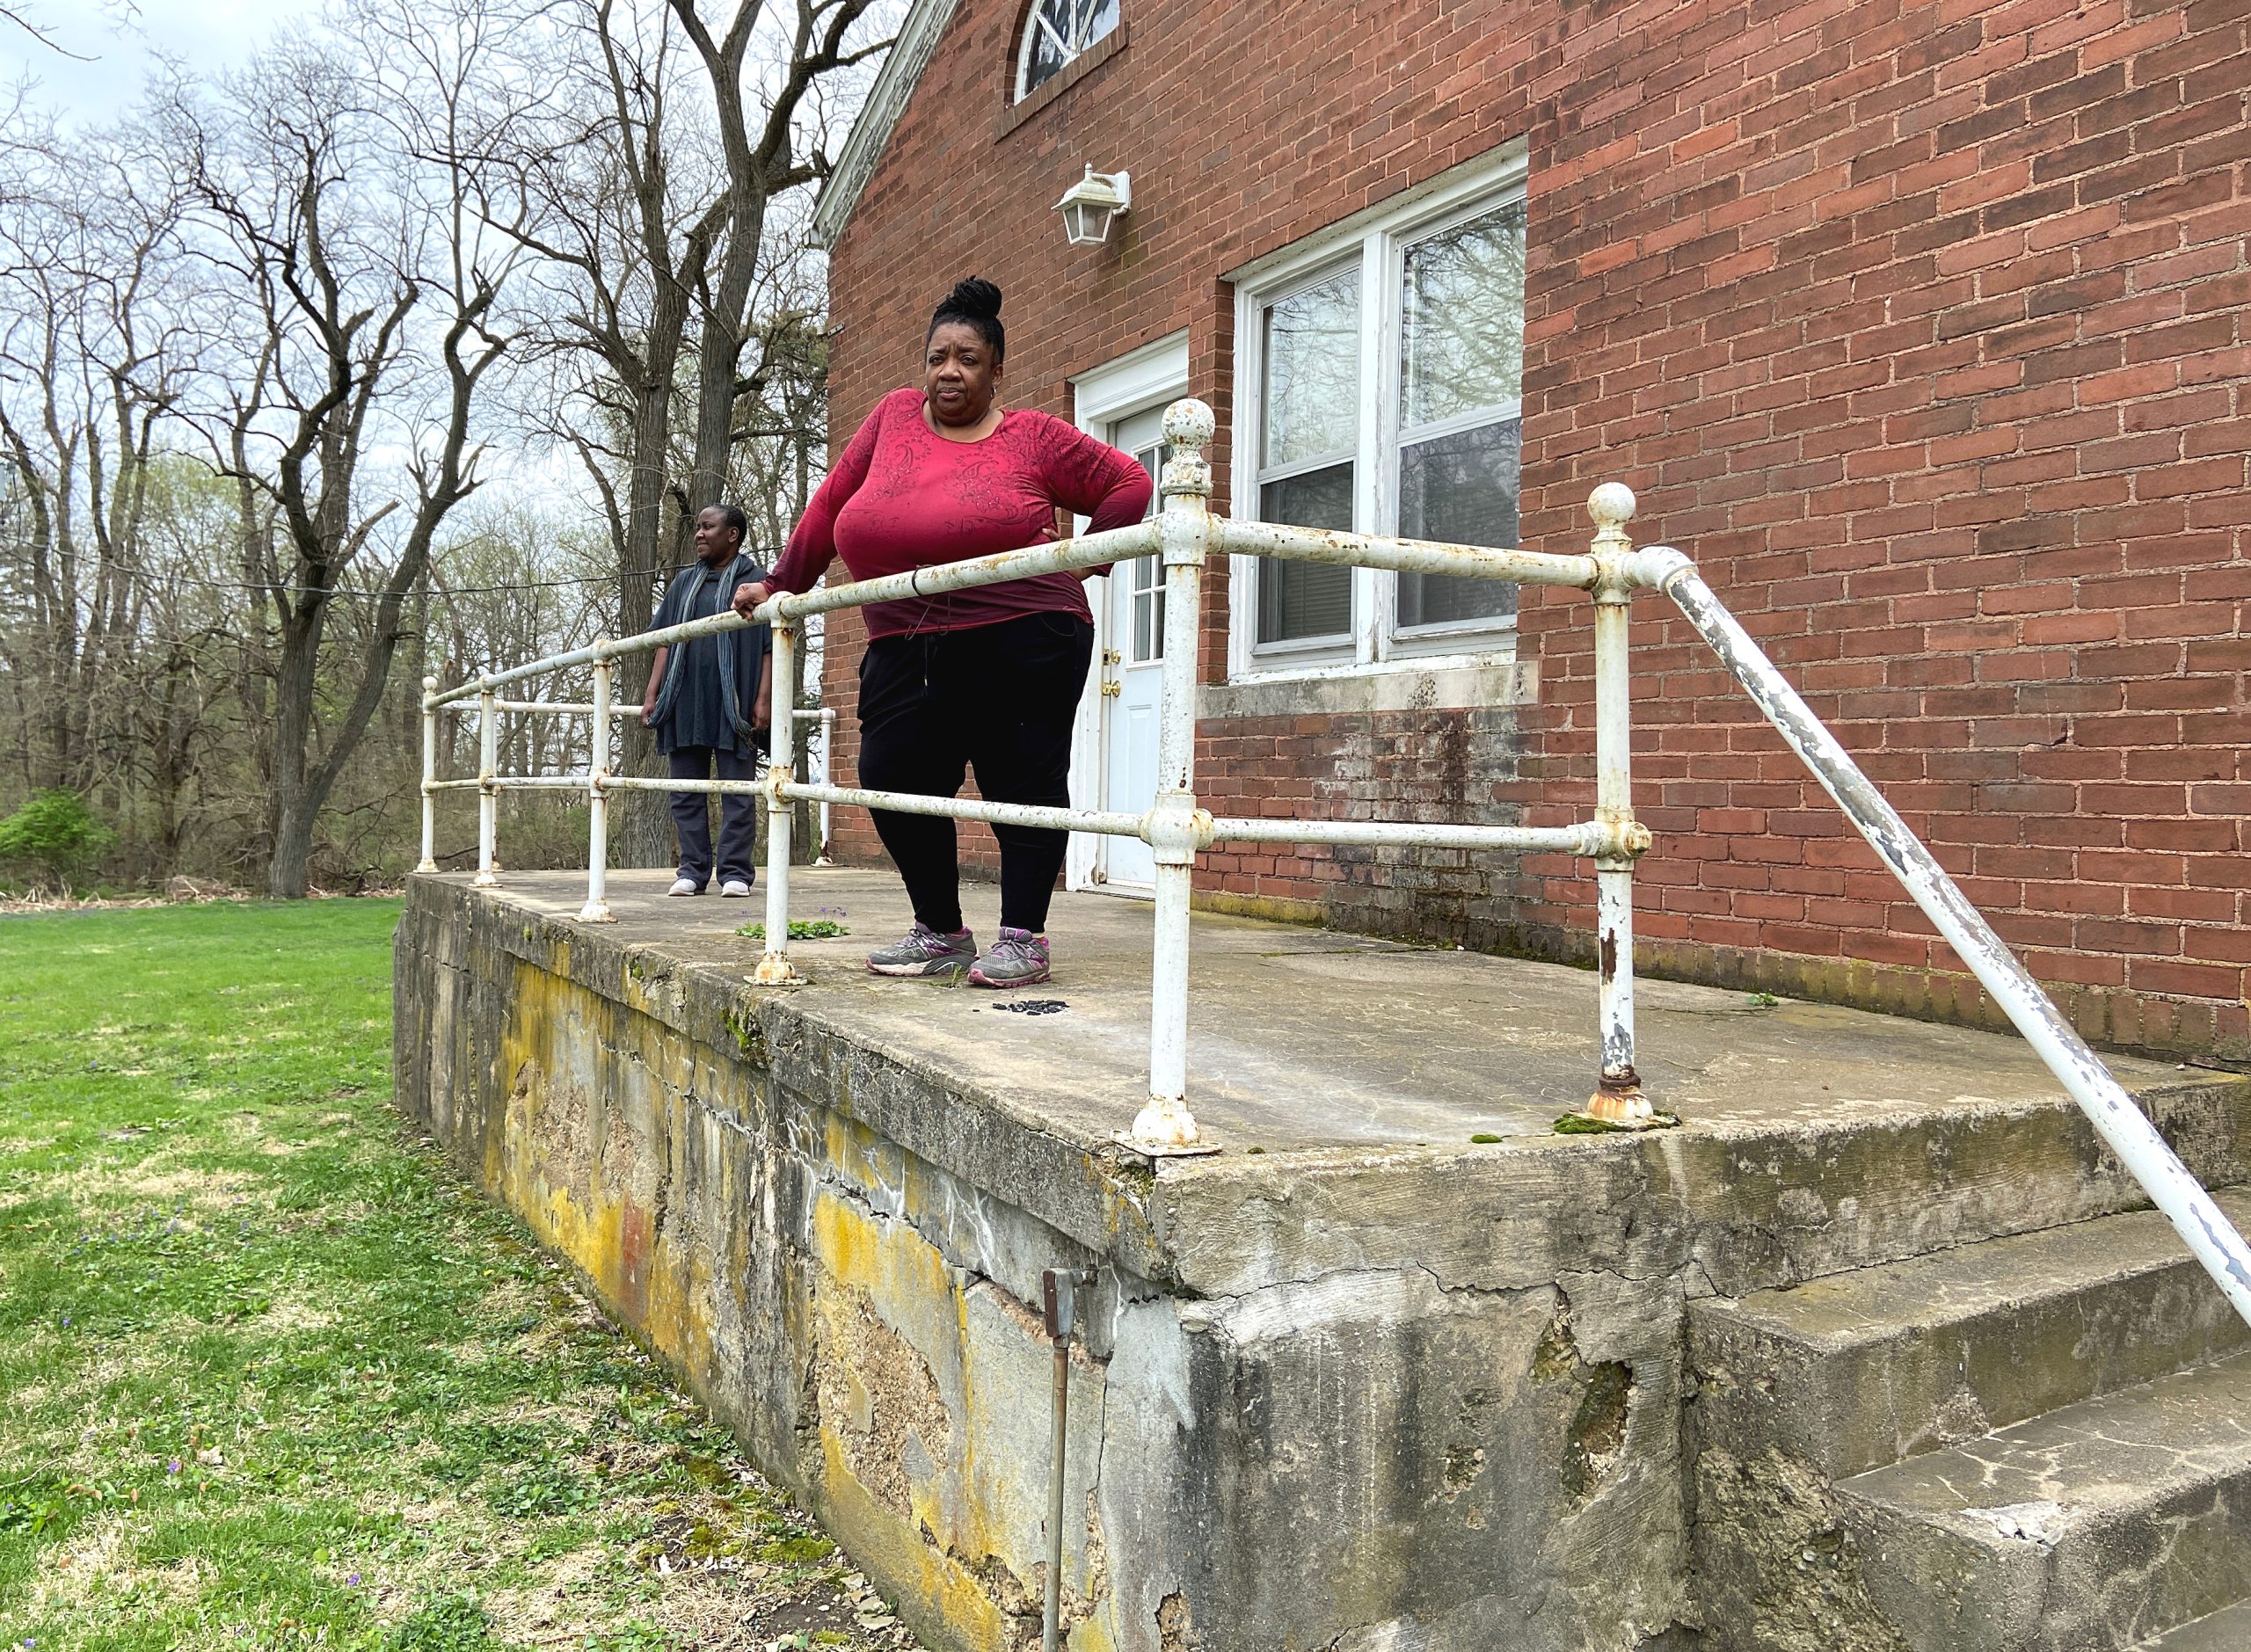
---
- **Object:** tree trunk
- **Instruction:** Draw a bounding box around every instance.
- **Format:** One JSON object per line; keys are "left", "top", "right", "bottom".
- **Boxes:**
{"left": 606, "top": 130, "right": 702, "bottom": 871}
{"left": 267, "top": 790, "right": 320, "bottom": 899}
{"left": 615, "top": 346, "right": 685, "bottom": 870}
{"left": 264, "top": 602, "right": 325, "bottom": 898}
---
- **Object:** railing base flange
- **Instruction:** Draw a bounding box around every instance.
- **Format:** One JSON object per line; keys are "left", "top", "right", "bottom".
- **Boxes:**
{"left": 1579, "top": 1087, "right": 1668, "bottom": 1129}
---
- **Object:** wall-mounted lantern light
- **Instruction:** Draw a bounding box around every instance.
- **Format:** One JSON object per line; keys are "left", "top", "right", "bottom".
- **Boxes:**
{"left": 1055, "top": 165, "right": 1131, "bottom": 247}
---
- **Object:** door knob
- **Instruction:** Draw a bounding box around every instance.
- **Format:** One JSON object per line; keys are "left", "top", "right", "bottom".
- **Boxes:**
{"left": 1100, "top": 680, "right": 1122, "bottom": 697}
{"left": 1102, "top": 649, "right": 1123, "bottom": 666}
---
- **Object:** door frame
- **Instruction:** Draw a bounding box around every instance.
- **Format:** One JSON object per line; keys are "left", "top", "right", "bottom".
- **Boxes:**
{"left": 1066, "top": 331, "right": 1191, "bottom": 893}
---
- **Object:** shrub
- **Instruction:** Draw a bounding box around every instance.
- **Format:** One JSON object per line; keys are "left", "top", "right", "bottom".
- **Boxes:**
{"left": 0, "top": 789, "right": 114, "bottom": 891}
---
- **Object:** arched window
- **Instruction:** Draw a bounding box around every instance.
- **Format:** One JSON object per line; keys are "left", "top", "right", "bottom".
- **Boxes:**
{"left": 1015, "top": 0, "right": 1119, "bottom": 101}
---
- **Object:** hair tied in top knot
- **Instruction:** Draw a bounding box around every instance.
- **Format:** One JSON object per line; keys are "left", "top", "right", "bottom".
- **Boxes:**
{"left": 946, "top": 277, "right": 1002, "bottom": 318}
{"left": 928, "top": 277, "right": 1005, "bottom": 357}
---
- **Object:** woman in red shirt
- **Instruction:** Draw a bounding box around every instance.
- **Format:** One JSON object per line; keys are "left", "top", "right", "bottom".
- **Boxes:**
{"left": 733, "top": 279, "right": 1153, "bottom": 986}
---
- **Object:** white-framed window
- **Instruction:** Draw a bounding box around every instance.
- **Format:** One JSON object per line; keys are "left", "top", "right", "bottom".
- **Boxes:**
{"left": 1227, "top": 150, "right": 1529, "bottom": 679}
{"left": 1015, "top": 0, "right": 1119, "bottom": 100}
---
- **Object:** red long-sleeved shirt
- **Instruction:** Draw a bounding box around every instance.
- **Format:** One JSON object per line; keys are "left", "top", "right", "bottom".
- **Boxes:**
{"left": 768, "top": 388, "right": 1155, "bottom": 638}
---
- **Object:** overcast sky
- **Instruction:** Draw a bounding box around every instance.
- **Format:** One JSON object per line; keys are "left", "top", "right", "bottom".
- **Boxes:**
{"left": 3, "top": 0, "right": 301, "bottom": 125}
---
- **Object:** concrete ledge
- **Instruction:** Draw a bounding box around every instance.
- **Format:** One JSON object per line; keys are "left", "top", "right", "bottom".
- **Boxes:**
{"left": 1198, "top": 659, "right": 1536, "bottom": 720}
{"left": 1188, "top": 887, "right": 1325, "bottom": 926}
{"left": 393, "top": 870, "right": 2251, "bottom": 1652}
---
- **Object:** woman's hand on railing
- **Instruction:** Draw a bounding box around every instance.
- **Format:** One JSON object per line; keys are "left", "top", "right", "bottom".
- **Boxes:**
{"left": 642, "top": 644, "right": 667, "bottom": 727}
{"left": 732, "top": 580, "right": 772, "bottom": 620}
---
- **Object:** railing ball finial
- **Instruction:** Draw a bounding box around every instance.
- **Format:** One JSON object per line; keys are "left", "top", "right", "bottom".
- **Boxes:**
{"left": 1587, "top": 482, "right": 1636, "bottom": 530}
{"left": 1162, "top": 397, "right": 1214, "bottom": 451}
{"left": 1160, "top": 398, "right": 1214, "bottom": 504}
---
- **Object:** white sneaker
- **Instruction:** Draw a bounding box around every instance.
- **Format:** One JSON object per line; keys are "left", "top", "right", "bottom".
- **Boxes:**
{"left": 667, "top": 877, "right": 700, "bottom": 897}
{"left": 719, "top": 880, "right": 751, "bottom": 899}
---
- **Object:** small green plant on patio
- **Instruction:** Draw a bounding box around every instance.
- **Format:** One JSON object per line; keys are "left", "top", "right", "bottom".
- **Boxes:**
{"left": 1553, "top": 1111, "right": 1683, "bottom": 1134}
{"left": 739, "top": 918, "right": 851, "bottom": 941}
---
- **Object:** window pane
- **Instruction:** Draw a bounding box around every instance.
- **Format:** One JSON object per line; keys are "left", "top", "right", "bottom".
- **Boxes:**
{"left": 1019, "top": 0, "right": 1117, "bottom": 97}
{"left": 1262, "top": 269, "right": 1360, "bottom": 468}
{"left": 1396, "top": 418, "right": 1520, "bottom": 628}
{"left": 1401, "top": 200, "right": 1526, "bottom": 430}
{"left": 1076, "top": 0, "right": 1120, "bottom": 47}
{"left": 1024, "top": 13, "right": 1067, "bottom": 91}
{"left": 1257, "top": 462, "right": 1354, "bottom": 643}
{"left": 1122, "top": 552, "right": 1162, "bottom": 662}
{"left": 1135, "top": 440, "right": 1166, "bottom": 518}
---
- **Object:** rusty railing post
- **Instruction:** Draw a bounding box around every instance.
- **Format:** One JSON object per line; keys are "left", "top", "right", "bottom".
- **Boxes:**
{"left": 1584, "top": 484, "right": 1653, "bottom": 1124}
{"left": 474, "top": 686, "right": 499, "bottom": 888}
{"left": 1129, "top": 399, "right": 1216, "bottom": 1152}
{"left": 754, "top": 613, "right": 802, "bottom": 985}
{"left": 580, "top": 647, "right": 616, "bottom": 923}
{"left": 418, "top": 676, "right": 439, "bottom": 874}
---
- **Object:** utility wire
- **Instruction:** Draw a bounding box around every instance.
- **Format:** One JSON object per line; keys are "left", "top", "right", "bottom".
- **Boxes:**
{"left": 118, "top": 553, "right": 790, "bottom": 602}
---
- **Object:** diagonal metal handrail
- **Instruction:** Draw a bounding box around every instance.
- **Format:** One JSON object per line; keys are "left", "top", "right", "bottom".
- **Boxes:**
{"left": 417, "top": 397, "right": 2251, "bottom": 1329}
{"left": 1637, "top": 546, "right": 2251, "bottom": 1326}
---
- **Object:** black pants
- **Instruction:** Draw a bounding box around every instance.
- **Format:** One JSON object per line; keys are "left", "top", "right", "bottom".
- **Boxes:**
{"left": 667, "top": 745, "right": 759, "bottom": 888}
{"left": 857, "top": 611, "right": 1094, "bottom": 935}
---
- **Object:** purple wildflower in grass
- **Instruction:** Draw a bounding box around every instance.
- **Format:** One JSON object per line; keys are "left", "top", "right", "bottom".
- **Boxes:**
{"left": 346, "top": 1573, "right": 360, "bottom": 1587}
{"left": 168, "top": 1459, "right": 180, "bottom": 1474}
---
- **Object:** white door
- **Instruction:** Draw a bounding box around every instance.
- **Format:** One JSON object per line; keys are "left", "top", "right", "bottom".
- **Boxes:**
{"left": 1096, "top": 404, "right": 1169, "bottom": 891}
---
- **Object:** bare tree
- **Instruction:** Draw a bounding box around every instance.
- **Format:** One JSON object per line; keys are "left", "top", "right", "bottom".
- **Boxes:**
{"left": 178, "top": 33, "right": 517, "bottom": 897}
{"left": 0, "top": 104, "right": 196, "bottom": 799}
{"left": 0, "top": 0, "right": 877, "bottom": 896}
{"left": 667, "top": 0, "right": 883, "bottom": 515}
{"left": 470, "top": 0, "right": 880, "bottom": 862}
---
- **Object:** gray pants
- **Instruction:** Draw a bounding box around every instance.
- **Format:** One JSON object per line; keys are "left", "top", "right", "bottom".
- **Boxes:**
{"left": 667, "top": 746, "right": 758, "bottom": 888}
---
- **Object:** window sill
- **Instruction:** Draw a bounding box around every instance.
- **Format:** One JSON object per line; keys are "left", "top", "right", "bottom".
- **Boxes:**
{"left": 1201, "top": 655, "right": 1536, "bottom": 720}
{"left": 996, "top": 25, "right": 1127, "bottom": 140}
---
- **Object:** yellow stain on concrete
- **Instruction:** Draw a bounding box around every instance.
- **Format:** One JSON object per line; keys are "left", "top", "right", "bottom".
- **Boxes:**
{"left": 810, "top": 1187, "right": 1064, "bottom": 1645}
{"left": 1070, "top": 1603, "right": 1118, "bottom": 1652}
{"left": 490, "top": 961, "right": 723, "bottom": 1387}
{"left": 815, "top": 1427, "right": 1015, "bottom": 1652}
{"left": 476, "top": 950, "right": 1116, "bottom": 1650}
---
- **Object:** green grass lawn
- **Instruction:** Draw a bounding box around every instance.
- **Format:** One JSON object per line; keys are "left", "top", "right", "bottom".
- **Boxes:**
{"left": 0, "top": 902, "right": 912, "bottom": 1652}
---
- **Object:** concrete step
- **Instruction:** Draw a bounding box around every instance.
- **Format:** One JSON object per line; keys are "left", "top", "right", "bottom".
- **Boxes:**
{"left": 1689, "top": 1190, "right": 2251, "bottom": 1479}
{"left": 1836, "top": 1349, "right": 2251, "bottom": 1651}
{"left": 2133, "top": 1598, "right": 2251, "bottom": 1649}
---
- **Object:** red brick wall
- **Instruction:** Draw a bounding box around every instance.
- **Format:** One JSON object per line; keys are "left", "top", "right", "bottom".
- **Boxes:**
{"left": 820, "top": 0, "right": 2251, "bottom": 1061}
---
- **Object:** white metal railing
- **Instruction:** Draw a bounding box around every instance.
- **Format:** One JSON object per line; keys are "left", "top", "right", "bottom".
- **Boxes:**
{"left": 419, "top": 398, "right": 2251, "bottom": 1330}
{"left": 414, "top": 680, "right": 839, "bottom": 881}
